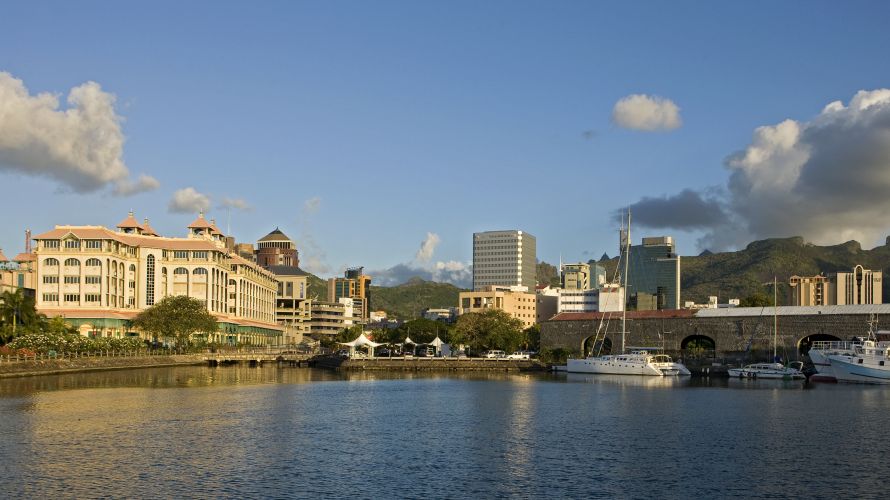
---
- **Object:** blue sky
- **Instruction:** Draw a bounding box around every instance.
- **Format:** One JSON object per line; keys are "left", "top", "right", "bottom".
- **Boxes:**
{"left": 3, "top": 1, "right": 890, "bottom": 286}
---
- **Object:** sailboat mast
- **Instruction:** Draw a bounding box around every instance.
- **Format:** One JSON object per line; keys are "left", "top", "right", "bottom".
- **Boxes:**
{"left": 773, "top": 276, "right": 779, "bottom": 363}
{"left": 622, "top": 210, "right": 631, "bottom": 353}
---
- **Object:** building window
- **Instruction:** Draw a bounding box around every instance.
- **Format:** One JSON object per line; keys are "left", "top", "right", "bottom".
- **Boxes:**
{"left": 85, "top": 294, "right": 101, "bottom": 302}
{"left": 44, "top": 258, "right": 60, "bottom": 266}
{"left": 43, "top": 293, "right": 59, "bottom": 302}
{"left": 192, "top": 268, "right": 208, "bottom": 275}
{"left": 85, "top": 276, "right": 101, "bottom": 284}
{"left": 64, "top": 239, "right": 81, "bottom": 249}
{"left": 174, "top": 251, "right": 189, "bottom": 260}
{"left": 192, "top": 251, "right": 208, "bottom": 260}
{"left": 85, "top": 240, "right": 102, "bottom": 249}
{"left": 64, "top": 294, "right": 80, "bottom": 303}
{"left": 64, "top": 276, "right": 80, "bottom": 284}
{"left": 146, "top": 254, "right": 156, "bottom": 306}
{"left": 174, "top": 267, "right": 189, "bottom": 275}
{"left": 64, "top": 258, "right": 80, "bottom": 267}
{"left": 85, "top": 258, "right": 102, "bottom": 267}
{"left": 43, "top": 276, "right": 59, "bottom": 284}
{"left": 44, "top": 240, "right": 60, "bottom": 249}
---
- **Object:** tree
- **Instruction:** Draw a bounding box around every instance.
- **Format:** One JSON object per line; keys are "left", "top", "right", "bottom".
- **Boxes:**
{"left": 739, "top": 291, "right": 774, "bottom": 307}
{"left": 131, "top": 296, "right": 218, "bottom": 347}
{"left": 0, "top": 289, "right": 39, "bottom": 342}
{"left": 522, "top": 324, "right": 541, "bottom": 352}
{"left": 392, "top": 317, "right": 447, "bottom": 344}
{"left": 452, "top": 309, "right": 524, "bottom": 354}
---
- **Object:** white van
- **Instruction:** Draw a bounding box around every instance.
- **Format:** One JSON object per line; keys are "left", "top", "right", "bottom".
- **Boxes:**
{"left": 484, "top": 350, "right": 506, "bottom": 359}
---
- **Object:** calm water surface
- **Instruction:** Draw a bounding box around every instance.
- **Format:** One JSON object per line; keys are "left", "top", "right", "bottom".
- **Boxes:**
{"left": 0, "top": 366, "right": 886, "bottom": 499}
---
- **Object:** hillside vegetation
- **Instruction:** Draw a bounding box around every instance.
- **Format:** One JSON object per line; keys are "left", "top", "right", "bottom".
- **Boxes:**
{"left": 370, "top": 278, "right": 464, "bottom": 319}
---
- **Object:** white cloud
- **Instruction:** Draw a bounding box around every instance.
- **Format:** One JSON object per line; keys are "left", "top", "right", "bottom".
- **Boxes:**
{"left": 612, "top": 94, "right": 682, "bottom": 131}
{"left": 168, "top": 187, "right": 211, "bottom": 214}
{"left": 415, "top": 232, "right": 440, "bottom": 263}
{"left": 623, "top": 88, "right": 890, "bottom": 251}
{"left": 0, "top": 71, "right": 152, "bottom": 194}
{"left": 113, "top": 174, "right": 161, "bottom": 196}
{"left": 219, "top": 197, "right": 252, "bottom": 211}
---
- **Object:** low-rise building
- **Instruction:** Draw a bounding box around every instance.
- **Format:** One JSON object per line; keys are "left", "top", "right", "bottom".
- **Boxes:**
{"left": 458, "top": 285, "right": 536, "bottom": 329}
{"left": 309, "top": 298, "right": 355, "bottom": 337}
{"left": 557, "top": 284, "right": 625, "bottom": 314}
{"left": 422, "top": 307, "right": 458, "bottom": 323}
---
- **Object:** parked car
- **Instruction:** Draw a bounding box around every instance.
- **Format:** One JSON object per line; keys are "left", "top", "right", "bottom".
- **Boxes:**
{"left": 507, "top": 351, "right": 531, "bottom": 360}
{"left": 484, "top": 350, "right": 506, "bottom": 359}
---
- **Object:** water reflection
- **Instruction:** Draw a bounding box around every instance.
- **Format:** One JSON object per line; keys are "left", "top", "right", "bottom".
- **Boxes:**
{"left": 0, "top": 367, "right": 888, "bottom": 498}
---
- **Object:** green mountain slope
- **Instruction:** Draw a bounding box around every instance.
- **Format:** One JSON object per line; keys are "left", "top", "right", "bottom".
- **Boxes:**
{"left": 370, "top": 277, "right": 465, "bottom": 319}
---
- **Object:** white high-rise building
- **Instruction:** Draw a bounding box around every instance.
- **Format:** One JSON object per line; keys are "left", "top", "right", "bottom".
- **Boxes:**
{"left": 472, "top": 230, "right": 536, "bottom": 291}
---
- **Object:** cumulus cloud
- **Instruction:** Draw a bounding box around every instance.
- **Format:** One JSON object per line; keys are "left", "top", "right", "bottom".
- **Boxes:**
{"left": 168, "top": 187, "right": 211, "bottom": 214}
{"left": 219, "top": 197, "right": 252, "bottom": 211}
{"left": 612, "top": 94, "right": 682, "bottom": 131}
{"left": 415, "top": 232, "right": 440, "bottom": 262}
{"left": 621, "top": 89, "right": 890, "bottom": 250}
{"left": 113, "top": 174, "right": 161, "bottom": 196}
{"left": 370, "top": 233, "right": 472, "bottom": 288}
{"left": 0, "top": 71, "right": 153, "bottom": 194}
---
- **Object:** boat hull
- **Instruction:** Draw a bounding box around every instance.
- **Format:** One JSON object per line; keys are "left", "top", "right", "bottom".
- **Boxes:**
{"left": 808, "top": 349, "right": 840, "bottom": 382}
{"left": 728, "top": 366, "right": 805, "bottom": 380}
{"left": 829, "top": 357, "right": 890, "bottom": 384}
{"left": 567, "top": 358, "right": 665, "bottom": 376}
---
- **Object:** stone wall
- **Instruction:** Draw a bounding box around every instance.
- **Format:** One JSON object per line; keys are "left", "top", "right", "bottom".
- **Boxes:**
{"left": 0, "top": 354, "right": 205, "bottom": 378}
{"left": 541, "top": 312, "right": 883, "bottom": 359}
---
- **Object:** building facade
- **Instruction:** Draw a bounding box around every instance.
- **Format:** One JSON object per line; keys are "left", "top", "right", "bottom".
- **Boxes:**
{"left": 255, "top": 228, "right": 299, "bottom": 268}
{"left": 789, "top": 266, "right": 882, "bottom": 306}
{"left": 32, "top": 212, "right": 282, "bottom": 345}
{"left": 458, "top": 285, "right": 537, "bottom": 329}
{"left": 561, "top": 262, "right": 591, "bottom": 291}
{"left": 557, "top": 284, "right": 625, "bottom": 314}
{"left": 308, "top": 298, "right": 355, "bottom": 337}
{"left": 789, "top": 274, "right": 830, "bottom": 306}
{"left": 472, "top": 230, "right": 536, "bottom": 291}
{"left": 622, "top": 236, "right": 681, "bottom": 310}
{"left": 328, "top": 266, "right": 371, "bottom": 320}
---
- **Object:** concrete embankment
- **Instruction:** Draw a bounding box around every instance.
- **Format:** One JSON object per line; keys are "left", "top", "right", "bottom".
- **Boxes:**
{"left": 316, "top": 356, "right": 546, "bottom": 372}
{"left": 0, "top": 355, "right": 205, "bottom": 378}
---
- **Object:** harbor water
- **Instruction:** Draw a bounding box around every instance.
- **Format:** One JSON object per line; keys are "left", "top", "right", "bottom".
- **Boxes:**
{"left": 0, "top": 366, "right": 886, "bottom": 499}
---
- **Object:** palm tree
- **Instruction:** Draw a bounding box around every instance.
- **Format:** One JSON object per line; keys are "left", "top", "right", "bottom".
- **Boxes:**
{"left": 0, "top": 289, "right": 27, "bottom": 342}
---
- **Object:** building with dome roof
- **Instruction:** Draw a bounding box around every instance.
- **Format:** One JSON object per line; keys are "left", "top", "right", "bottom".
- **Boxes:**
{"left": 256, "top": 228, "right": 299, "bottom": 268}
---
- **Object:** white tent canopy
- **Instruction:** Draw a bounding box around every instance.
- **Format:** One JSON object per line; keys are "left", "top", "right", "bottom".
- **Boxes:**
{"left": 402, "top": 336, "right": 416, "bottom": 345}
{"left": 338, "top": 333, "right": 382, "bottom": 357}
{"left": 338, "top": 333, "right": 382, "bottom": 348}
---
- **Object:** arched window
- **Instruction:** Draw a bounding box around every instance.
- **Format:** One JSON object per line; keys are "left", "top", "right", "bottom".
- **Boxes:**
{"left": 85, "top": 258, "right": 102, "bottom": 267}
{"left": 45, "top": 258, "right": 60, "bottom": 266}
{"left": 146, "top": 255, "right": 156, "bottom": 306}
{"left": 64, "top": 258, "right": 80, "bottom": 267}
{"left": 174, "top": 267, "right": 189, "bottom": 275}
{"left": 162, "top": 267, "right": 168, "bottom": 275}
{"left": 129, "top": 264, "right": 136, "bottom": 272}
{"left": 193, "top": 268, "right": 208, "bottom": 275}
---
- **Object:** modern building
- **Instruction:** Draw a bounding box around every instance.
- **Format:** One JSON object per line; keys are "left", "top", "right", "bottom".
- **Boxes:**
{"left": 789, "top": 266, "right": 882, "bottom": 306}
{"left": 472, "top": 230, "right": 536, "bottom": 291}
{"left": 328, "top": 267, "right": 371, "bottom": 320}
{"left": 32, "top": 212, "right": 282, "bottom": 345}
{"left": 308, "top": 298, "right": 356, "bottom": 337}
{"left": 458, "top": 285, "right": 537, "bottom": 329}
{"left": 621, "top": 236, "right": 681, "bottom": 310}
{"left": 422, "top": 307, "right": 458, "bottom": 323}
{"left": 683, "top": 296, "right": 741, "bottom": 309}
{"left": 557, "top": 284, "right": 625, "bottom": 314}
{"left": 835, "top": 265, "right": 882, "bottom": 305}
{"left": 789, "top": 274, "right": 830, "bottom": 306}
{"left": 561, "top": 262, "right": 591, "bottom": 291}
{"left": 535, "top": 286, "right": 559, "bottom": 323}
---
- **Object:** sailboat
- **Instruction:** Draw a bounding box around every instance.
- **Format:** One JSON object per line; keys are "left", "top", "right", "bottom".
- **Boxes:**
{"left": 727, "top": 277, "right": 804, "bottom": 380}
{"left": 565, "top": 210, "right": 689, "bottom": 376}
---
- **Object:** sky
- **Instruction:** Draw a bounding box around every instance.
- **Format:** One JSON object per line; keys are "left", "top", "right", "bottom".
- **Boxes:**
{"left": 3, "top": 1, "right": 890, "bottom": 288}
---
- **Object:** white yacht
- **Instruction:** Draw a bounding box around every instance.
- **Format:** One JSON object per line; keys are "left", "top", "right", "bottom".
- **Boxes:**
{"left": 727, "top": 362, "right": 805, "bottom": 380}
{"left": 567, "top": 350, "right": 689, "bottom": 376}
{"left": 808, "top": 340, "right": 860, "bottom": 382}
{"left": 564, "top": 211, "right": 690, "bottom": 377}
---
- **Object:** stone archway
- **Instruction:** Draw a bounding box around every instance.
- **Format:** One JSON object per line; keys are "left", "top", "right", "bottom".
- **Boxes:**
{"left": 798, "top": 333, "right": 842, "bottom": 355}
{"left": 582, "top": 336, "right": 612, "bottom": 357}
{"left": 681, "top": 334, "right": 716, "bottom": 359}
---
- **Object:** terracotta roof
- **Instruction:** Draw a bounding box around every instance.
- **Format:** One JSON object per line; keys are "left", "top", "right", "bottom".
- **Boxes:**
{"left": 13, "top": 252, "right": 36, "bottom": 262}
{"left": 0, "top": 249, "right": 8, "bottom": 262}
{"left": 34, "top": 226, "right": 221, "bottom": 251}
{"left": 141, "top": 219, "right": 159, "bottom": 237}
{"left": 208, "top": 220, "right": 223, "bottom": 235}
{"left": 187, "top": 212, "right": 214, "bottom": 229}
{"left": 549, "top": 309, "right": 696, "bottom": 321}
{"left": 258, "top": 228, "right": 291, "bottom": 242}
{"left": 116, "top": 212, "right": 144, "bottom": 229}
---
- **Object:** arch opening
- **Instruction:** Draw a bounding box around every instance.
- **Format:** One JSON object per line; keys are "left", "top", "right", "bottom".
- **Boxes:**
{"left": 798, "top": 333, "right": 842, "bottom": 354}
{"left": 582, "top": 336, "right": 612, "bottom": 357}
{"left": 681, "top": 334, "right": 716, "bottom": 359}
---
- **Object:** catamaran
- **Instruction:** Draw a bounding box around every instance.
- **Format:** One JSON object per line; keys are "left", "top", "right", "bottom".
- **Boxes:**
{"left": 565, "top": 210, "right": 689, "bottom": 377}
